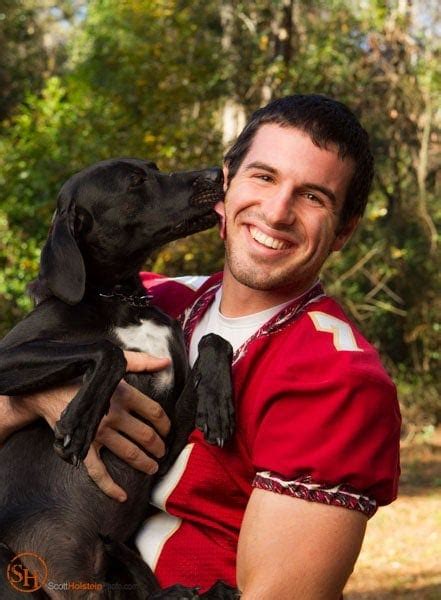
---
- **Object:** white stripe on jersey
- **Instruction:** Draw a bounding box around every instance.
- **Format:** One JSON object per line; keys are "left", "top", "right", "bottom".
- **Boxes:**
{"left": 136, "top": 512, "right": 182, "bottom": 571}
{"left": 171, "top": 275, "right": 210, "bottom": 290}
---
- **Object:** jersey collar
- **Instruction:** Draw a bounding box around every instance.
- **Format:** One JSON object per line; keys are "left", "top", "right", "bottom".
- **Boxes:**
{"left": 180, "top": 276, "right": 325, "bottom": 362}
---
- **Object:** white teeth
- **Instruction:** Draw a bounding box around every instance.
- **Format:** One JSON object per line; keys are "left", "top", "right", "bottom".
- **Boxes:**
{"left": 250, "top": 226, "right": 291, "bottom": 250}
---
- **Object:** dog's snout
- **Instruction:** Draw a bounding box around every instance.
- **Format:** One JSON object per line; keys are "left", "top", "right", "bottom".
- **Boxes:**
{"left": 203, "top": 168, "right": 223, "bottom": 185}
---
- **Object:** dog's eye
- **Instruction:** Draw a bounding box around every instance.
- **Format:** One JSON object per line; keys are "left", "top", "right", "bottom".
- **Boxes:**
{"left": 128, "top": 173, "right": 146, "bottom": 189}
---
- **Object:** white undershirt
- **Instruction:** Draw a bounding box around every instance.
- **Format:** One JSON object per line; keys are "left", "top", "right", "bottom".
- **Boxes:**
{"left": 188, "top": 288, "right": 293, "bottom": 367}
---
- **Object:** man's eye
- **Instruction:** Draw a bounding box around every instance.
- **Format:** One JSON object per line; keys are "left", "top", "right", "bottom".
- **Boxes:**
{"left": 305, "top": 192, "right": 324, "bottom": 204}
{"left": 255, "top": 174, "right": 274, "bottom": 182}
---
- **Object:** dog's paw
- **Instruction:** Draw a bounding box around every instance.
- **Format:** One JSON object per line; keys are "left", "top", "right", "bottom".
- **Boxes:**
{"left": 195, "top": 378, "right": 235, "bottom": 447}
{"left": 200, "top": 580, "right": 241, "bottom": 599}
{"left": 148, "top": 584, "right": 200, "bottom": 599}
{"left": 53, "top": 419, "right": 85, "bottom": 466}
{"left": 52, "top": 396, "right": 107, "bottom": 465}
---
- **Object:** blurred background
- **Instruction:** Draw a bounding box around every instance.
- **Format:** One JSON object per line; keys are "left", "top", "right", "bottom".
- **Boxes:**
{"left": 0, "top": 1, "right": 439, "bottom": 596}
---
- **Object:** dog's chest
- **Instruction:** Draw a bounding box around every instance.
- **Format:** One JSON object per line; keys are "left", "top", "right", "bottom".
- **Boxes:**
{"left": 113, "top": 320, "right": 174, "bottom": 392}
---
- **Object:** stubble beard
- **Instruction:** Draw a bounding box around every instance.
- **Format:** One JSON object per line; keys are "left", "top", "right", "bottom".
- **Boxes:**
{"left": 224, "top": 239, "right": 304, "bottom": 292}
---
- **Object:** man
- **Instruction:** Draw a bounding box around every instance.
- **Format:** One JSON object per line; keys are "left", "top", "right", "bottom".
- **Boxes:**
{"left": 0, "top": 95, "right": 401, "bottom": 598}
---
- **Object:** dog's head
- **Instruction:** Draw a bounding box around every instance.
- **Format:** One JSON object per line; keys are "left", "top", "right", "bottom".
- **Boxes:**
{"left": 36, "top": 158, "right": 224, "bottom": 304}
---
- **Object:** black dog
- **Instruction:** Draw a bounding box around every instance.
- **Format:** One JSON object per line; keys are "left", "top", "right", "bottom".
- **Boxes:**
{"left": 0, "top": 159, "right": 237, "bottom": 599}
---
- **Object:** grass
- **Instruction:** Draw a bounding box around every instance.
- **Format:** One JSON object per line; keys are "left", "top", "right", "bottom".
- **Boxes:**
{"left": 344, "top": 429, "right": 441, "bottom": 599}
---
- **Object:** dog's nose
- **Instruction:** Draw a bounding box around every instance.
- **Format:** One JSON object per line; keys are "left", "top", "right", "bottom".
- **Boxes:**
{"left": 204, "top": 168, "right": 223, "bottom": 184}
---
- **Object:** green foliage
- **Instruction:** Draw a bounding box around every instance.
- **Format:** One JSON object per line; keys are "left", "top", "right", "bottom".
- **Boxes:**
{"left": 152, "top": 229, "right": 225, "bottom": 277}
{"left": 0, "top": 0, "right": 47, "bottom": 121}
{"left": 69, "top": 0, "right": 225, "bottom": 166}
{"left": 0, "top": 0, "right": 439, "bottom": 424}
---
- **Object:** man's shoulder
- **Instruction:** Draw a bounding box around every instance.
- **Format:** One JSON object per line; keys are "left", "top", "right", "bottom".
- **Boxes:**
{"left": 266, "top": 293, "right": 395, "bottom": 389}
{"left": 140, "top": 272, "right": 222, "bottom": 318}
{"left": 304, "top": 295, "right": 380, "bottom": 354}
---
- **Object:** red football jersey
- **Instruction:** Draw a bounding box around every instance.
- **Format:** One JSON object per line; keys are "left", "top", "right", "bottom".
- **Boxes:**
{"left": 137, "top": 273, "right": 401, "bottom": 591}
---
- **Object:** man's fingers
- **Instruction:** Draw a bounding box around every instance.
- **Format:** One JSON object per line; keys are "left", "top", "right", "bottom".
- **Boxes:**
{"left": 83, "top": 444, "right": 127, "bottom": 503}
{"left": 110, "top": 412, "right": 166, "bottom": 459}
{"left": 115, "top": 382, "right": 171, "bottom": 438}
{"left": 124, "top": 350, "right": 171, "bottom": 373}
{"left": 98, "top": 428, "right": 160, "bottom": 476}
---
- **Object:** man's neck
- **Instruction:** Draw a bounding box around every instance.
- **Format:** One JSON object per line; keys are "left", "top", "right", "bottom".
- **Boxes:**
{"left": 219, "top": 268, "right": 317, "bottom": 318}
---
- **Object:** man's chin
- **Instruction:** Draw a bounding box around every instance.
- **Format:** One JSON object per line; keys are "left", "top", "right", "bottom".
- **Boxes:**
{"left": 225, "top": 248, "right": 308, "bottom": 292}
{"left": 229, "top": 265, "right": 297, "bottom": 292}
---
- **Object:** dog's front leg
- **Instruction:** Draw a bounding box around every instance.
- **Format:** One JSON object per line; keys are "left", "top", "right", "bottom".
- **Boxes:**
{"left": 193, "top": 333, "right": 235, "bottom": 447}
{"left": 159, "top": 334, "right": 234, "bottom": 475}
{"left": 0, "top": 339, "right": 126, "bottom": 465}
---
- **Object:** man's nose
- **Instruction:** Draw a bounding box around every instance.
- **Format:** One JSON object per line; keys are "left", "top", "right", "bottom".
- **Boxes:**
{"left": 262, "top": 187, "right": 296, "bottom": 227}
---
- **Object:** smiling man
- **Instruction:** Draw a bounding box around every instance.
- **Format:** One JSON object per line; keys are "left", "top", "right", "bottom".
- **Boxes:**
{"left": 133, "top": 95, "right": 401, "bottom": 598}
{"left": 1, "top": 95, "right": 401, "bottom": 599}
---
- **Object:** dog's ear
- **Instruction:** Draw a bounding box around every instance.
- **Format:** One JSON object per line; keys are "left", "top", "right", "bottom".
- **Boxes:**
{"left": 40, "top": 190, "right": 86, "bottom": 305}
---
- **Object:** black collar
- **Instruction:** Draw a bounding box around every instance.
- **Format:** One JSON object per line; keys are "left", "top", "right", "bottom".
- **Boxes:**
{"left": 95, "top": 284, "right": 152, "bottom": 308}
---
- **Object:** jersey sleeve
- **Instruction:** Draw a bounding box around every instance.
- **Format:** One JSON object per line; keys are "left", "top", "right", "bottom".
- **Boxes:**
{"left": 249, "top": 308, "right": 401, "bottom": 517}
{"left": 139, "top": 272, "right": 209, "bottom": 318}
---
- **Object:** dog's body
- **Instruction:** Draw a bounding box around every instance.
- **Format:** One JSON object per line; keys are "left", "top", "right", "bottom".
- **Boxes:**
{"left": 0, "top": 159, "right": 236, "bottom": 599}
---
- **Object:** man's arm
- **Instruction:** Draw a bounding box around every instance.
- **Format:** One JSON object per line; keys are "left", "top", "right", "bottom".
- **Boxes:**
{"left": 0, "top": 394, "right": 38, "bottom": 443}
{"left": 237, "top": 488, "right": 367, "bottom": 599}
{"left": 0, "top": 351, "right": 171, "bottom": 502}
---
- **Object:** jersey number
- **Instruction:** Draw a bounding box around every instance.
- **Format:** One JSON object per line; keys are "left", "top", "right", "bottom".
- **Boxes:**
{"left": 309, "top": 311, "right": 362, "bottom": 352}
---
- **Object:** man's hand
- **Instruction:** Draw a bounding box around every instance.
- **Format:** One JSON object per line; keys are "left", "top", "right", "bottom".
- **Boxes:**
{"left": 0, "top": 394, "right": 40, "bottom": 444}
{"left": 84, "top": 351, "right": 171, "bottom": 502}
{"left": 0, "top": 351, "right": 171, "bottom": 502}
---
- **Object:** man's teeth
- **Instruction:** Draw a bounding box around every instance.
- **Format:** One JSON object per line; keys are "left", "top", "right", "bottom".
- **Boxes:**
{"left": 250, "top": 226, "right": 291, "bottom": 250}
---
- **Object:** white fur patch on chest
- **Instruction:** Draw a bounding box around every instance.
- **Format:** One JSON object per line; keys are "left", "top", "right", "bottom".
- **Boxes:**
{"left": 113, "top": 320, "right": 174, "bottom": 392}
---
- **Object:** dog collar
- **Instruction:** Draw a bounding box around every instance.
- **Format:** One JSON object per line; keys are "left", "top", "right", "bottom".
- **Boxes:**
{"left": 97, "top": 285, "right": 152, "bottom": 308}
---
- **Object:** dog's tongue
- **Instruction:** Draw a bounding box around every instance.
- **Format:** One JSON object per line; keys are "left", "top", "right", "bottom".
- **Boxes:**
{"left": 214, "top": 201, "right": 226, "bottom": 240}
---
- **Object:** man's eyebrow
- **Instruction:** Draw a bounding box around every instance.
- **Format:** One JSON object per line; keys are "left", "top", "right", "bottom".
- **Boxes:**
{"left": 244, "top": 161, "right": 278, "bottom": 174}
{"left": 302, "top": 183, "right": 337, "bottom": 206}
{"left": 243, "top": 163, "right": 338, "bottom": 206}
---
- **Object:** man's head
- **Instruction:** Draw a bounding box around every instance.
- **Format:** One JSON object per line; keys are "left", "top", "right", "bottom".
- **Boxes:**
{"left": 224, "top": 94, "right": 374, "bottom": 232}
{"left": 218, "top": 95, "right": 374, "bottom": 303}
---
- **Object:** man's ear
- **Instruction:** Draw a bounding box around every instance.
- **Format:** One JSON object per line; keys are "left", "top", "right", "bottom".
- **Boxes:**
{"left": 332, "top": 216, "right": 360, "bottom": 252}
{"left": 222, "top": 165, "right": 229, "bottom": 193}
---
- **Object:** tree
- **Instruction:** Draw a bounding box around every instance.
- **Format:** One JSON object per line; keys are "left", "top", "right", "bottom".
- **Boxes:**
{"left": 0, "top": 0, "right": 48, "bottom": 121}
{"left": 0, "top": 0, "right": 439, "bottom": 423}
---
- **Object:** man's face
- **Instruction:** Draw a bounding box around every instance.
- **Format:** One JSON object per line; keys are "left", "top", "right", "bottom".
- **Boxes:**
{"left": 218, "top": 124, "right": 358, "bottom": 296}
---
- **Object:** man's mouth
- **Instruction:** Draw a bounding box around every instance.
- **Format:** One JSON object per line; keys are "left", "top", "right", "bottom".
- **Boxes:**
{"left": 249, "top": 226, "right": 292, "bottom": 250}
